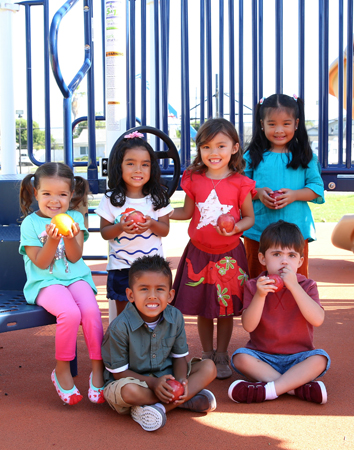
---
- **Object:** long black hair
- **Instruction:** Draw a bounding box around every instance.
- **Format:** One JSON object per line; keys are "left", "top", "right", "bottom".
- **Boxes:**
{"left": 106, "top": 136, "right": 169, "bottom": 210}
{"left": 247, "top": 94, "right": 313, "bottom": 170}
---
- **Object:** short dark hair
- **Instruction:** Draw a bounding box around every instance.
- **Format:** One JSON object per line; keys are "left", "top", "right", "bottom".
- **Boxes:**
{"left": 129, "top": 255, "right": 173, "bottom": 288}
{"left": 259, "top": 220, "right": 305, "bottom": 256}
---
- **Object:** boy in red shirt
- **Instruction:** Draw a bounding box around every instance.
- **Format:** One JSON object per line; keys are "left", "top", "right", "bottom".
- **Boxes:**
{"left": 228, "top": 220, "right": 330, "bottom": 404}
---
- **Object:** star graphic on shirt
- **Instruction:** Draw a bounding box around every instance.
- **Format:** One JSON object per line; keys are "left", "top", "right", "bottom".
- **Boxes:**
{"left": 196, "top": 189, "right": 233, "bottom": 229}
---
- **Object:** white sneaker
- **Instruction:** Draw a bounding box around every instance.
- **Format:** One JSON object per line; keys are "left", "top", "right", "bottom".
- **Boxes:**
{"left": 130, "top": 404, "right": 167, "bottom": 431}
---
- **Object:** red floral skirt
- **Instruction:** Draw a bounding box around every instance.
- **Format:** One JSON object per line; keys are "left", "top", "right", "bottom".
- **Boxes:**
{"left": 172, "top": 239, "right": 249, "bottom": 319}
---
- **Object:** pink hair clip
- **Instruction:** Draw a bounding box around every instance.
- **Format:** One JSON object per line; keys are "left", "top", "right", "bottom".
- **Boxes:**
{"left": 124, "top": 131, "right": 144, "bottom": 139}
{"left": 293, "top": 94, "right": 298, "bottom": 102}
{"left": 259, "top": 97, "right": 266, "bottom": 105}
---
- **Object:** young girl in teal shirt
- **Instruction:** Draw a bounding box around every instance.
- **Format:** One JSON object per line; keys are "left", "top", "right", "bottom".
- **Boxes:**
{"left": 244, "top": 94, "right": 324, "bottom": 278}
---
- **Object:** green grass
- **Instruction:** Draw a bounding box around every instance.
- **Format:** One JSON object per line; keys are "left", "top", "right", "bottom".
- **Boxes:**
{"left": 88, "top": 192, "right": 354, "bottom": 223}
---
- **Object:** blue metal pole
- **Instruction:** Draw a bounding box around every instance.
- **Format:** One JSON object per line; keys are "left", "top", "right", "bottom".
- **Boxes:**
{"left": 141, "top": 0, "right": 147, "bottom": 126}
{"left": 258, "top": 0, "right": 263, "bottom": 98}
{"left": 181, "top": 0, "right": 190, "bottom": 168}
{"left": 206, "top": 0, "right": 212, "bottom": 118}
{"left": 219, "top": 0, "right": 224, "bottom": 117}
{"left": 154, "top": 0, "right": 160, "bottom": 130}
{"left": 275, "top": 0, "right": 283, "bottom": 93}
{"left": 318, "top": 0, "right": 323, "bottom": 166}
{"left": 129, "top": 0, "right": 136, "bottom": 129}
{"left": 346, "top": 0, "right": 353, "bottom": 168}
{"left": 298, "top": 0, "right": 305, "bottom": 100}
{"left": 252, "top": 0, "right": 258, "bottom": 130}
{"left": 238, "top": 0, "right": 244, "bottom": 144}
{"left": 322, "top": 0, "right": 329, "bottom": 168}
{"left": 228, "top": 0, "right": 235, "bottom": 126}
{"left": 200, "top": 0, "right": 205, "bottom": 125}
{"left": 43, "top": 0, "right": 51, "bottom": 162}
{"left": 338, "top": 0, "right": 344, "bottom": 165}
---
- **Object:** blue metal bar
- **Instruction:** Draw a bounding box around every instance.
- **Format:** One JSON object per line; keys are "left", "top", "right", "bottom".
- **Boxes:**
{"left": 206, "top": 0, "right": 212, "bottom": 118}
{"left": 160, "top": 0, "right": 169, "bottom": 169}
{"left": 238, "top": 0, "right": 243, "bottom": 144}
{"left": 43, "top": 0, "right": 51, "bottom": 162}
{"left": 318, "top": 0, "right": 323, "bottom": 166}
{"left": 141, "top": 0, "right": 147, "bottom": 126}
{"left": 100, "top": 0, "right": 106, "bottom": 119}
{"left": 298, "top": 0, "right": 305, "bottom": 100}
{"left": 128, "top": 0, "right": 136, "bottom": 129}
{"left": 84, "top": 0, "right": 98, "bottom": 194}
{"left": 346, "top": 0, "right": 353, "bottom": 168}
{"left": 258, "top": 0, "right": 263, "bottom": 98}
{"left": 252, "top": 0, "right": 258, "bottom": 130}
{"left": 338, "top": 0, "right": 344, "bottom": 165}
{"left": 228, "top": 0, "right": 235, "bottom": 126}
{"left": 154, "top": 0, "right": 160, "bottom": 130}
{"left": 181, "top": 0, "right": 190, "bottom": 169}
{"left": 275, "top": 0, "right": 283, "bottom": 93}
{"left": 322, "top": 0, "right": 329, "bottom": 169}
{"left": 126, "top": 0, "right": 130, "bottom": 129}
{"left": 49, "top": 0, "right": 92, "bottom": 168}
{"left": 200, "top": 0, "right": 205, "bottom": 125}
{"left": 219, "top": 0, "right": 224, "bottom": 117}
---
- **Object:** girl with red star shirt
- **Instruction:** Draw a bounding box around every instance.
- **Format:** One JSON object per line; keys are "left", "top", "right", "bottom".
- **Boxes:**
{"left": 171, "top": 118, "right": 256, "bottom": 379}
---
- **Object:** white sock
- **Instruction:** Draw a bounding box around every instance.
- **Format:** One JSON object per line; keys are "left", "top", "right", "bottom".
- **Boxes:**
{"left": 154, "top": 402, "right": 166, "bottom": 413}
{"left": 265, "top": 381, "right": 278, "bottom": 400}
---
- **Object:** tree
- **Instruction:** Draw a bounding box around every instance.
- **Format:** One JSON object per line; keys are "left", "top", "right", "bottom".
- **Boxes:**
{"left": 15, "top": 119, "right": 55, "bottom": 149}
{"left": 73, "top": 118, "right": 106, "bottom": 139}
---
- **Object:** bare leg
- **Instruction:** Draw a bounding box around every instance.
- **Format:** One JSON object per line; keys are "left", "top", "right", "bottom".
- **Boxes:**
{"left": 233, "top": 353, "right": 327, "bottom": 395}
{"left": 216, "top": 317, "right": 234, "bottom": 353}
{"left": 121, "top": 359, "right": 216, "bottom": 412}
{"left": 197, "top": 316, "right": 214, "bottom": 352}
{"left": 116, "top": 300, "right": 128, "bottom": 316}
{"left": 55, "top": 360, "right": 74, "bottom": 390}
{"left": 91, "top": 359, "right": 105, "bottom": 388}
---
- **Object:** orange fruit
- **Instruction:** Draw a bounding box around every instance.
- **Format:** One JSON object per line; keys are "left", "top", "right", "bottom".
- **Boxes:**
{"left": 51, "top": 213, "right": 75, "bottom": 236}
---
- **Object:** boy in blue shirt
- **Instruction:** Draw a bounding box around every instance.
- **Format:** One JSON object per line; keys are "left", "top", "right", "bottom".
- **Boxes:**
{"left": 102, "top": 254, "right": 217, "bottom": 431}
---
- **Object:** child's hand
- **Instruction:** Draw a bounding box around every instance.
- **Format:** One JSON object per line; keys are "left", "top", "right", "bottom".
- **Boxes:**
{"left": 215, "top": 223, "right": 241, "bottom": 236}
{"left": 45, "top": 223, "right": 62, "bottom": 241}
{"left": 63, "top": 222, "right": 81, "bottom": 239}
{"left": 175, "top": 378, "right": 188, "bottom": 405}
{"left": 280, "top": 265, "right": 298, "bottom": 290}
{"left": 258, "top": 188, "right": 277, "bottom": 209}
{"left": 152, "top": 375, "right": 178, "bottom": 404}
{"left": 132, "top": 215, "right": 153, "bottom": 234}
{"left": 256, "top": 275, "right": 278, "bottom": 297}
{"left": 119, "top": 214, "right": 142, "bottom": 235}
{"left": 271, "top": 188, "right": 296, "bottom": 209}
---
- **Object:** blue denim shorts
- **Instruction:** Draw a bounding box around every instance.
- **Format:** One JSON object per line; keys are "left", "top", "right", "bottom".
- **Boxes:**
{"left": 107, "top": 269, "right": 130, "bottom": 302}
{"left": 231, "top": 348, "right": 331, "bottom": 378}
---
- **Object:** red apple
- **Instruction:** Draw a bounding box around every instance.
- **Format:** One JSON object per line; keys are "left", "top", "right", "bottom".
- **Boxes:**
{"left": 269, "top": 190, "right": 282, "bottom": 200}
{"left": 126, "top": 210, "right": 146, "bottom": 225}
{"left": 268, "top": 274, "right": 284, "bottom": 292}
{"left": 217, "top": 213, "right": 236, "bottom": 233}
{"left": 166, "top": 379, "right": 184, "bottom": 401}
{"left": 51, "top": 213, "right": 75, "bottom": 236}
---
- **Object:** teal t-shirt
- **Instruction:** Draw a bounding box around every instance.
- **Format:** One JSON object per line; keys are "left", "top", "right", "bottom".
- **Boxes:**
{"left": 19, "top": 210, "right": 97, "bottom": 304}
{"left": 243, "top": 151, "right": 325, "bottom": 242}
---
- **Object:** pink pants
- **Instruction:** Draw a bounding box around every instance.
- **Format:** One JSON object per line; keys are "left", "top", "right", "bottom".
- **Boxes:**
{"left": 36, "top": 281, "right": 104, "bottom": 361}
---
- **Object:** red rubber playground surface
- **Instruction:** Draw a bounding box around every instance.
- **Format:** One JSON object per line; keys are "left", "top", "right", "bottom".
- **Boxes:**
{"left": 1, "top": 222, "right": 354, "bottom": 449}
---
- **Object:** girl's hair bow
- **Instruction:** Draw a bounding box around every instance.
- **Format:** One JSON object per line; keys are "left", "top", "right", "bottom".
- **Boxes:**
{"left": 124, "top": 131, "right": 144, "bottom": 139}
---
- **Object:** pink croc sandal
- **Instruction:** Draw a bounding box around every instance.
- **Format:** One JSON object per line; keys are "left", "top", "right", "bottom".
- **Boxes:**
{"left": 51, "top": 370, "right": 83, "bottom": 405}
{"left": 88, "top": 372, "right": 105, "bottom": 404}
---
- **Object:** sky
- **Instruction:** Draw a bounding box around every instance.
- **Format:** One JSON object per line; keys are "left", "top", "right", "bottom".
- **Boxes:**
{"left": 9, "top": 0, "right": 348, "bottom": 139}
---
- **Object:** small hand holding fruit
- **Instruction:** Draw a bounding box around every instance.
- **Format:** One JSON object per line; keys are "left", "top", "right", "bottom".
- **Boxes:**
{"left": 166, "top": 379, "right": 185, "bottom": 402}
{"left": 49, "top": 213, "right": 78, "bottom": 238}
{"left": 216, "top": 213, "right": 239, "bottom": 236}
{"left": 268, "top": 274, "right": 284, "bottom": 292}
{"left": 120, "top": 208, "right": 147, "bottom": 234}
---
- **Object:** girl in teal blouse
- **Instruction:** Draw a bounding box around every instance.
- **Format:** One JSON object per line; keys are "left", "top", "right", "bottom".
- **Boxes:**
{"left": 243, "top": 94, "right": 324, "bottom": 279}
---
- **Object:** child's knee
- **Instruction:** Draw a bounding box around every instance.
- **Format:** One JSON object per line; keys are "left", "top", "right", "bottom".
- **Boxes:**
{"left": 121, "top": 382, "right": 144, "bottom": 404}
{"left": 58, "top": 307, "right": 81, "bottom": 327}
{"left": 233, "top": 352, "right": 253, "bottom": 370}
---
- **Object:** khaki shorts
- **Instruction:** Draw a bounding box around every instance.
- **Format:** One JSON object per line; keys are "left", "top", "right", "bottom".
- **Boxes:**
{"left": 104, "top": 358, "right": 200, "bottom": 415}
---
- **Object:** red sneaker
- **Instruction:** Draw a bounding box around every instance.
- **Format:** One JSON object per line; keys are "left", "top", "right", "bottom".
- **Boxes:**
{"left": 228, "top": 380, "right": 267, "bottom": 403}
{"left": 294, "top": 381, "right": 327, "bottom": 404}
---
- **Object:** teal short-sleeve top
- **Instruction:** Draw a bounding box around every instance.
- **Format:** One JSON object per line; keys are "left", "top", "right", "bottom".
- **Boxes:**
{"left": 243, "top": 151, "right": 324, "bottom": 242}
{"left": 19, "top": 209, "right": 96, "bottom": 304}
